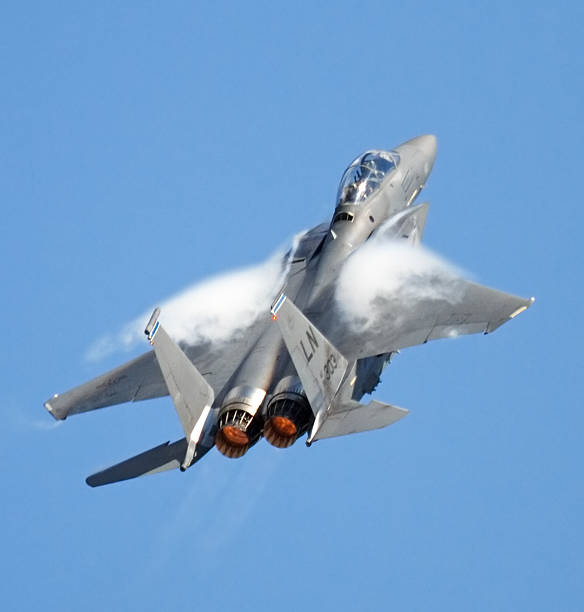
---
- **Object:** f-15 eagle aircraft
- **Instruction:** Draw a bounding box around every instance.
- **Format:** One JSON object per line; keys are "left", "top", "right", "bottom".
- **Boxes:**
{"left": 44, "top": 135, "right": 534, "bottom": 486}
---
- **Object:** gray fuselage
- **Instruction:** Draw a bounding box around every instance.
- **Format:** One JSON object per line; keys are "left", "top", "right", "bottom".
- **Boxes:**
{"left": 211, "top": 135, "right": 438, "bottom": 445}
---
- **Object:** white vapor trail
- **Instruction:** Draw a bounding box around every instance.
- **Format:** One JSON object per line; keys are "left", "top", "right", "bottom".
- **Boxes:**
{"left": 335, "top": 235, "right": 466, "bottom": 332}
{"left": 86, "top": 233, "right": 306, "bottom": 361}
{"left": 86, "top": 225, "right": 464, "bottom": 361}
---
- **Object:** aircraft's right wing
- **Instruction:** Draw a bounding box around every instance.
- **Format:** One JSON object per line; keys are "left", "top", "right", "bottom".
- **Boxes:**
{"left": 330, "top": 280, "right": 534, "bottom": 361}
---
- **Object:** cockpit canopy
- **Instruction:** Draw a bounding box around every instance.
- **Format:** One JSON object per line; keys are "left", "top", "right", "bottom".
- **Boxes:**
{"left": 336, "top": 150, "right": 400, "bottom": 207}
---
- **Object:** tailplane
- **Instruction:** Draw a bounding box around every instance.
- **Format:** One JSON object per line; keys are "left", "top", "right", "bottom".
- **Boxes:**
{"left": 271, "top": 294, "right": 408, "bottom": 443}
{"left": 86, "top": 439, "right": 213, "bottom": 487}
{"left": 313, "top": 399, "right": 408, "bottom": 441}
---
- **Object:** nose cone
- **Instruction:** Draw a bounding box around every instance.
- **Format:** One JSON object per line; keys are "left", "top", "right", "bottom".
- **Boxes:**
{"left": 395, "top": 134, "right": 437, "bottom": 177}
{"left": 417, "top": 134, "right": 437, "bottom": 160}
{"left": 404, "top": 134, "right": 437, "bottom": 162}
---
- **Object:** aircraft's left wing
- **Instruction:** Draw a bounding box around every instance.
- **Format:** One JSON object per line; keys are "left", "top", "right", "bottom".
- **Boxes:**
{"left": 331, "top": 280, "right": 534, "bottom": 361}
{"left": 44, "top": 322, "right": 267, "bottom": 420}
{"left": 44, "top": 223, "right": 329, "bottom": 421}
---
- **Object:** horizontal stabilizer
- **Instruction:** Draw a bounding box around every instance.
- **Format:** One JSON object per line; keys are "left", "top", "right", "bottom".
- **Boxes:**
{"left": 314, "top": 399, "right": 408, "bottom": 441}
{"left": 86, "top": 439, "right": 213, "bottom": 487}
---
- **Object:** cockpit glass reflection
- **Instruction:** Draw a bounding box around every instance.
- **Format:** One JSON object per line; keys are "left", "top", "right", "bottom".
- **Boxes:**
{"left": 336, "top": 151, "right": 400, "bottom": 206}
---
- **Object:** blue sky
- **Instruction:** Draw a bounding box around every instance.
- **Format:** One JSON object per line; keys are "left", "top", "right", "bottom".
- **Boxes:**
{"left": 2, "top": 2, "right": 582, "bottom": 610}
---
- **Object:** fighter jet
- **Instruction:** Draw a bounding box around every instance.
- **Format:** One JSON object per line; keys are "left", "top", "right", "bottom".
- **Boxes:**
{"left": 44, "top": 135, "right": 534, "bottom": 486}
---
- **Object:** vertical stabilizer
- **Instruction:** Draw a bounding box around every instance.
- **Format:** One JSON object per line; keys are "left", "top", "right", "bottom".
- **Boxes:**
{"left": 271, "top": 293, "right": 349, "bottom": 442}
{"left": 145, "top": 309, "right": 215, "bottom": 470}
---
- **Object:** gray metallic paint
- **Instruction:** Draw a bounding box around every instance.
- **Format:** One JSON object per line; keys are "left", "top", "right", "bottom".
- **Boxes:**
{"left": 44, "top": 134, "right": 534, "bottom": 486}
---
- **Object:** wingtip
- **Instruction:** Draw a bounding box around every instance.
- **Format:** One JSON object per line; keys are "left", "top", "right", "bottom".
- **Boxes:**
{"left": 485, "top": 294, "right": 535, "bottom": 334}
{"left": 44, "top": 394, "right": 66, "bottom": 421}
{"left": 509, "top": 297, "right": 534, "bottom": 320}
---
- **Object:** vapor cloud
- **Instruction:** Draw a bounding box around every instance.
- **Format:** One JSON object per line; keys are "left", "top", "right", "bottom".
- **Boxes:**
{"left": 87, "top": 234, "right": 305, "bottom": 361}
{"left": 87, "top": 226, "right": 466, "bottom": 362}
{"left": 335, "top": 233, "right": 466, "bottom": 333}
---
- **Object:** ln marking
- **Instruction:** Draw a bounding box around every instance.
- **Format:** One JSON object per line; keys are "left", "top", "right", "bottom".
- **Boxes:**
{"left": 300, "top": 326, "right": 319, "bottom": 363}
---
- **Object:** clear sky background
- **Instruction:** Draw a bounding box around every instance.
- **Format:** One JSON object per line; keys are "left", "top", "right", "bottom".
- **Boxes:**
{"left": 2, "top": 2, "right": 582, "bottom": 610}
